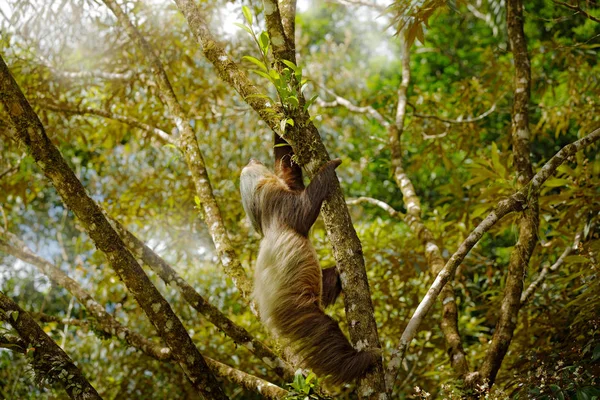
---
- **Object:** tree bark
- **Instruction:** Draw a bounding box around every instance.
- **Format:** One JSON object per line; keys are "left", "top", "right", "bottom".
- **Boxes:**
{"left": 0, "top": 293, "right": 102, "bottom": 400}
{"left": 0, "top": 55, "right": 227, "bottom": 400}
{"left": 479, "top": 0, "right": 539, "bottom": 387}
{"left": 111, "top": 218, "right": 295, "bottom": 381}
{"left": 102, "top": 0, "right": 253, "bottom": 304}
{"left": 386, "top": 39, "right": 468, "bottom": 387}
{"left": 173, "top": 2, "right": 386, "bottom": 396}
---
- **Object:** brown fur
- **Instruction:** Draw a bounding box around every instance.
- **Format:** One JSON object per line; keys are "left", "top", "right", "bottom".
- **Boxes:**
{"left": 240, "top": 159, "right": 377, "bottom": 384}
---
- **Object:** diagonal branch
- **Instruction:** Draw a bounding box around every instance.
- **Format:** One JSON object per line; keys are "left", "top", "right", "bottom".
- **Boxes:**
{"left": 102, "top": 0, "right": 253, "bottom": 303}
{"left": 386, "top": 37, "right": 469, "bottom": 383}
{"left": 262, "top": 0, "right": 296, "bottom": 63}
{"left": 407, "top": 101, "right": 499, "bottom": 124}
{"left": 0, "top": 293, "right": 102, "bottom": 400}
{"left": 520, "top": 231, "right": 583, "bottom": 305}
{"left": 110, "top": 218, "right": 296, "bottom": 381}
{"left": 386, "top": 125, "right": 600, "bottom": 385}
{"left": 0, "top": 55, "right": 227, "bottom": 398}
{"left": 0, "top": 227, "right": 172, "bottom": 361}
{"left": 347, "top": 196, "right": 404, "bottom": 218}
{"left": 553, "top": 0, "right": 600, "bottom": 23}
{"left": 174, "top": 3, "right": 387, "bottom": 396}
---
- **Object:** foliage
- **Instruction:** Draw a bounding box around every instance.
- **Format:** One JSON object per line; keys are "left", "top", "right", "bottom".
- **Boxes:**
{"left": 0, "top": 0, "right": 599, "bottom": 398}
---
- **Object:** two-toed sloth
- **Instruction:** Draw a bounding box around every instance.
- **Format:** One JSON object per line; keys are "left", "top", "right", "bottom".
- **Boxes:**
{"left": 240, "top": 146, "right": 377, "bottom": 384}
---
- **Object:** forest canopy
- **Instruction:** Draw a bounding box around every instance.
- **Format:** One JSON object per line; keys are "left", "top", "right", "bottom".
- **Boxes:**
{"left": 0, "top": 0, "right": 599, "bottom": 399}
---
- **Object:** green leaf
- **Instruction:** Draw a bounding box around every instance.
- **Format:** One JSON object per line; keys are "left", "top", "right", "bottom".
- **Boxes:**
{"left": 242, "top": 56, "right": 267, "bottom": 72}
{"left": 194, "top": 196, "right": 201, "bottom": 206}
{"left": 233, "top": 22, "right": 253, "bottom": 36}
{"left": 287, "top": 96, "right": 299, "bottom": 108}
{"left": 592, "top": 344, "right": 600, "bottom": 362}
{"left": 545, "top": 178, "right": 571, "bottom": 187}
{"left": 259, "top": 31, "right": 270, "bottom": 54}
{"left": 250, "top": 69, "right": 275, "bottom": 83}
{"left": 281, "top": 59, "right": 298, "bottom": 72}
{"left": 563, "top": 255, "right": 591, "bottom": 264}
{"left": 304, "top": 94, "right": 318, "bottom": 111}
{"left": 286, "top": 118, "right": 294, "bottom": 127}
{"left": 490, "top": 142, "right": 506, "bottom": 177}
{"left": 242, "top": 5, "right": 252, "bottom": 25}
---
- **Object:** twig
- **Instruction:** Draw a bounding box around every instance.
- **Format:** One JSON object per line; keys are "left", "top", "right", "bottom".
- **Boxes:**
{"left": 553, "top": 0, "right": 600, "bottom": 23}
{"left": 520, "top": 231, "right": 583, "bottom": 305}
{"left": 38, "top": 102, "right": 173, "bottom": 144}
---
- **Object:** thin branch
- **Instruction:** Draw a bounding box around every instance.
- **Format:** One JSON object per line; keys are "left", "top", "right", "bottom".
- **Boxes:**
{"left": 0, "top": 55, "right": 226, "bottom": 398}
{"left": 48, "top": 68, "right": 134, "bottom": 81}
{"left": 520, "top": 231, "right": 583, "bottom": 305}
{"left": 316, "top": 87, "right": 390, "bottom": 128}
{"left": 102, "top": 0, "right": 253, "bottom": 304}
{"left": 386, "top": 125, "right": 600, "bottom": 385}
{"left": 407, "top": 100, "right": 499, "bottom": 124}
{"left": 317, "top": 86, "right": 498, "bottom": 129}
{"left": 0, "top": 293, "right": 102, "bottom": 400}
{"left": 347, "top": 197, "right": 403, "bottom": 218}
{"left": 0, "top": 228, "right": 172, "bottom": 361}
{"left": 553, "top": 0, "right": 600, "bottom": 23}
{"left": 32, "top": 313, "right": 90, "bottom": 328}
{"left": 37, "top": 102, "right": 173, "bottom": 144}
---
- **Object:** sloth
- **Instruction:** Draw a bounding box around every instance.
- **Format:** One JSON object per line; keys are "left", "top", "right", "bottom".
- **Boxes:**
{"left": 240, "top": 145, "right": 377, "bottom": 384}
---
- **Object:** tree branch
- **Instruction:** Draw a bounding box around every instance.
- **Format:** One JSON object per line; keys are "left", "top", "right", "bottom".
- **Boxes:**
{"left": 520, "top": 231, "right": 583, "bottom": 305}
{"left": 386, "top": 125, "right": 600, "bottom": 385}
{"left": 279, "top": 0, "right": 297, "bottom": 50}
{"left": 37, "top": 102, "right": 173, "bottom": 144}
{"left": 102, "top": 0, "right": 253, "bottom": 304}
{"left": 0, "top": 293, "right": 102, "bottom": 400}
{"left": 553, "top": 0, "right": 600, "bottom": 23}
{"left": 0, "top": 228, "right": 173, "bottom": 361}
{"left": 407, "top": 101, "right": 499, "bottom": 124}
{"left": 0, "top": 55, "right": 226, "bottom": 398}
{"left": 316, "top": 87, "right": 391, "bottom": 127}
{"left": 479, "top": 0, "right": 539, "bottom": 386}
{"left": 262, "top": 0, "right": 296, "bottom": 63}
{"left": 347, "top": 196, "right": 403, "bottom": 218}
{"left": 386, "top": 37, "right": 469, "bottom": 384}
{"left": 110, "top": 218, "right": 296, "bottom": 381}
{"left": 173, "top": 3, "right": 388, "bottom": 396}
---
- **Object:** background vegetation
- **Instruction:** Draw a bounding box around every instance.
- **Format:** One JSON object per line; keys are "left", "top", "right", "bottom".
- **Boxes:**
{"left": 0, "top": 0, "right": 599, "bottom": 398}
